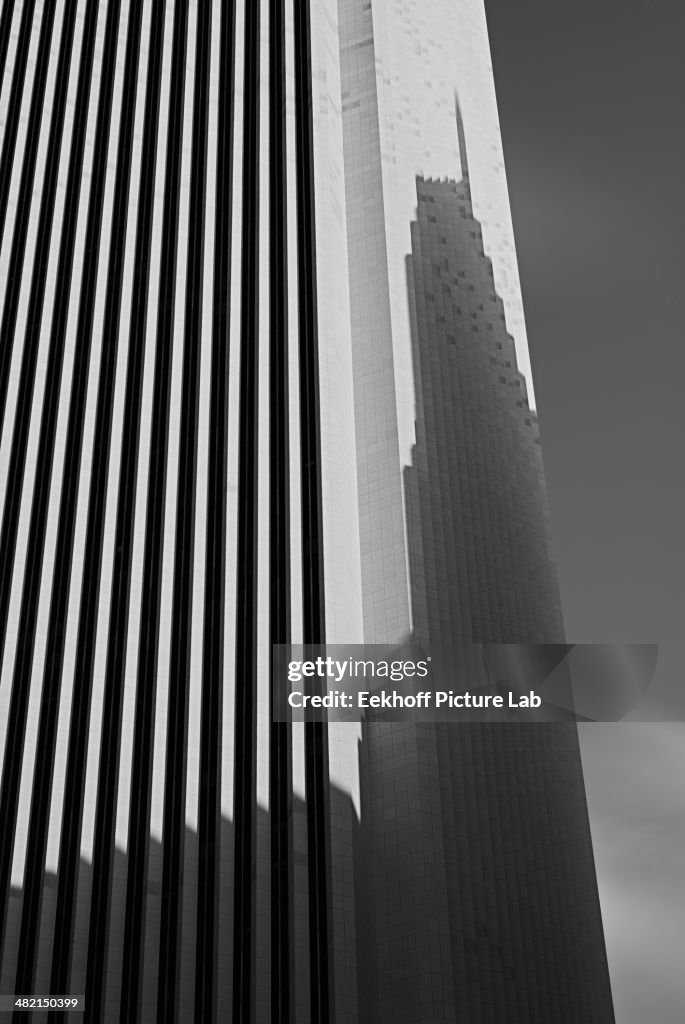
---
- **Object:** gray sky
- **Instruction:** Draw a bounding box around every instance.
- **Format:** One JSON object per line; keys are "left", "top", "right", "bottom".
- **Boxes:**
{"left": 483, "top": 0, "right": 685, "bottom": 1020}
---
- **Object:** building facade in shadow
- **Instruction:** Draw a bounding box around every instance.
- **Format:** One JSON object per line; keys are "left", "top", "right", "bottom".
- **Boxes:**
{"left": 353, "top": 117, "right": 615, "bottom": 1022}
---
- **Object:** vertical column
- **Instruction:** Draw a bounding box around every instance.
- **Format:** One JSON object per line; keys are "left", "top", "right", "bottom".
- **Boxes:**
{"left": 269, "top": 0, "right": 293, "bottom": 1016}
{"left": 193, "top": 0, "right": 228, "bottom": 1019}
{"left": 231, "top": 0, "right": 261, "bottom": 1016}
{"left": 216, "top": 0, "right": 246, "bottom": 1014}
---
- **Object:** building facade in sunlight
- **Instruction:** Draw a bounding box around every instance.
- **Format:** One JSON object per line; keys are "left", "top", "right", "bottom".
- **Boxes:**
{"left": 0, "top": 0, "right": 612, "bottom": 1020}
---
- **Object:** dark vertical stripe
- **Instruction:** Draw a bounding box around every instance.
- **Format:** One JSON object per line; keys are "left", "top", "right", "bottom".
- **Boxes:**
{"left": 156, "top": 2, "right": 210, "bottom": 1020}
{"left": 0, "top": 0, "right": 15, "bottom": 86}
{"left": 0, "top": 0, "right": 57, "bottom": 660}
{"left": 0, "top": 0, "right": 53, "bottom": 433}
{"left": 0, "top": 0, "right": 72, "bottom": 948}
{"left": 0, "top": 0, "right": 99, "bottom": 1000}
{"left": 72, "top": 2, "right": 145, "bottom": 1017}
{"left": 231, "top": 0, "right": 260, "bottom": 1016}
{"left": 0, "top": 0, "right": 36, "bottom": 252}
{"left": 194, "top": 2, "right": 236, "bottom": 1021}
{"left": 109, "top": 0, "right": 165, "bottom": 1018}
{"left": 293, "top": 0, "right": 331, "bottom": 1020}
{"left": 44, "top": 2, "right": 124, "bottom": 1014}
{"left": 269, "top": 0, "right": 292, "bottom": 1019}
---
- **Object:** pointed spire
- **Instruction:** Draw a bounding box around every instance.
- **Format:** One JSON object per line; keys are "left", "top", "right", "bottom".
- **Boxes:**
{"left": 455, "top": 95, "right": 471, "bottom": 195}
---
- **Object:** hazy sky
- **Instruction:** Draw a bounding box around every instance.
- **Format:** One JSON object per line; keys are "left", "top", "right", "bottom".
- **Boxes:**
{"left": 483, "top": 1, "right": 685, "bottom": 1020}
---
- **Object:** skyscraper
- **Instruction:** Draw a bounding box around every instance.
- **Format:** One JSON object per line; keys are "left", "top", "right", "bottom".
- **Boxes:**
{"left": 0, "top": 0, "right": 612, "bottom": 1021}
{"left": 357, "top": 160, "right": 613, "bottom": 1022}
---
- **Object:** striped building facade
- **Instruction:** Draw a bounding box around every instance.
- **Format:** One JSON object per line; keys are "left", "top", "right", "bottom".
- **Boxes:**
{"left": 0, "top": 0, "right": 613, "bottom": 1022}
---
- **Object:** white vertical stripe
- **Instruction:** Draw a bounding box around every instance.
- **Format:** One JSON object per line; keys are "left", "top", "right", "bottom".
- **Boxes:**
{"left": 255, "top": 0, "right": 270, "bottom": 818}
{"left": 145, "top": 0, "right": 178, "bottom": 852}
{"left": 7, "top": 0, "right": 89, "bottom": 890}
{"left": 285, "top": 0, "right": 306, "bottom": 802}
{"left": 138, "top": 3, "right": 177, "bottom": 1017}
{"left": 217, "top": 2, "right": 245, "bottom": 1016}
{"left": 254, "top": 5, "right": 271, "bottom": 1016}
{"left": 0, "top": 0, "right": 25, "bottom": 154}
{"left": 78, "top": 0, "right": 134, "bottom": 862}
{"left": 221, "top": 0, "right": 246, "bottom": 825}
{"left": 109, "top": 0, "right": 157, "bottom": 853}
{"left": 175, "top": 3, "right": 200, "bottom": 1017}
{"left": 148, "top": 0, "right": 196, "bottom": 834}
{"left": 179, "top": 4, "right": 222, "bottom": 1008}
{"left": 44, "top": 0, "right": 116, "bottom": 876}
{"left": 175, "top": 0, "right": 201, "bottom": 829}
{"left": 184, "top": 0, "right": 218, "bottom": 836}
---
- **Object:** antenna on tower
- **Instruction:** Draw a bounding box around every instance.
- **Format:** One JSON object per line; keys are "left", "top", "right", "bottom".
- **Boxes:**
{"left": 455, "top": 95, "right": 471, "bottom": 193}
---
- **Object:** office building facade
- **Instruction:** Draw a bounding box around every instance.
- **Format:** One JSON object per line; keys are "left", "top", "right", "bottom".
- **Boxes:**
{"left": 0, "top": 0, "right": 613, "bottom": 1020}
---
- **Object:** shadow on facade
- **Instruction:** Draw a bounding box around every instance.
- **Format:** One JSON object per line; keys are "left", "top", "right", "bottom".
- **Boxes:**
{"left": 351, "top": 110, "right": 615, "bottom": 1022}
